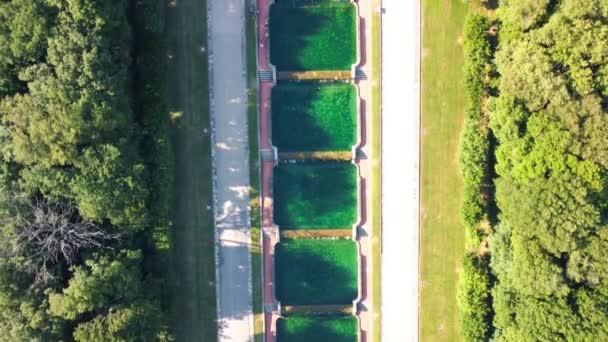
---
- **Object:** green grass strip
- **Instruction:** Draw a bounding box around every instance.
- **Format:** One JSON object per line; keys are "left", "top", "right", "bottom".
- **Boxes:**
{"left": 272, "top": 82, "right": 357, "bottom": 152}
{"left": 275, "top": 239, "right": 359, "bottom": 305}
{"left": 270, "top": 2, "right": 357, "bottom": 71}
{"left": 420, "top": 0, "right": 469, "bottom": 340}
{"left": 277, "top": 315, "right": 358, "bottom": 342}
{"left": 273, "top": 162, "right": 358, "bottom": 229}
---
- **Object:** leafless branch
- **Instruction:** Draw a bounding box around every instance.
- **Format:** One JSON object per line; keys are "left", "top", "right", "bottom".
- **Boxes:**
{"left": 10, "top": 198, "right": 120, "bottom": 287}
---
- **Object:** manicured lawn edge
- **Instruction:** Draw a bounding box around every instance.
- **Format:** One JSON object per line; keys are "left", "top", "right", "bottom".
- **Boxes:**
{"left": 245, "top": 2, "right": 264, "bottom": 341}
{"left": 165, "top": 0, "right": 217, "bottom": 339}
{"left": 370, "top": 2, "right": 382, "bottom": 341}
{"left": 420, "top": 0, "right": 469, "bottom": 340}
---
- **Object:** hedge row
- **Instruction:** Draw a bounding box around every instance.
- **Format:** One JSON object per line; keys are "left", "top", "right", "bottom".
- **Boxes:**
{"left": 459, "top": 13, "right": 492, "bottom": 232}
{"left": 459, "top": 118, "right": 489, "bottom": 231}
{"left": 457, "top": 13, "right": 494, "bottom": 342}
{"left": 458, "top": 253, "right": 493, "bottom": 341}
{"left": 463, "top": 14, "right": 491, "bottom": 119}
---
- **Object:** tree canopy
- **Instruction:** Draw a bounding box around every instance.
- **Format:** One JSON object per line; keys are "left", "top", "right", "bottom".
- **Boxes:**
{"left": 488, "top": 0, "right": 608, "bottom": 339}
{"left": 0, "top": 0, "right": 171, "bottom": 339}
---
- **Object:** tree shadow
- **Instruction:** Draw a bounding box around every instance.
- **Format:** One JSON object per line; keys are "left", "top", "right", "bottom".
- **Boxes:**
{"left": 269, "top": 3, "right": 356, "bottom": 71}
{"left": 274, "top": 239, "right": 358, "bottom": 305}
{"left": 276, "top": 315, "right": 358, "bottom": 342}
{"left": 271, "top": 81, "right": 356, "bottom": 152}
{"left": 273, "top": 162, "right": 358, "bottom": 228}
{"left": 485, "top": 132, "right": 499, "bottom": 227}
{"left": 486, "top": 0, "right": 499, "bottom": 10}
{"left": 213, "top": 241, "right": 259, "bottom": 338}
{"left": 358, "top": 16, "right": 368, "bottom": 67}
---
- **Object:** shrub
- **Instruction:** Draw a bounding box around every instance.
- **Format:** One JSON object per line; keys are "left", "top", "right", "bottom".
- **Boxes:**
{"left": 463, "top": 14, "right": 491, "bottom": 109}
{"left": 458, "top": 120, "right": 489, "bottom": 228}
{"left": 458, "top": 253, "right": 493, "bottom": 342}
{"left": 458, "top": 12, "right": 494, "bottom": 341}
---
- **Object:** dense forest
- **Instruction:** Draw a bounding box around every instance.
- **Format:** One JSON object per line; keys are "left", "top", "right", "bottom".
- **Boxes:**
{"left": 0, "top": 0, "right": 172, "bottom": 340}
{"left": 459, "top": 0, "right": 608, "bottom": 340}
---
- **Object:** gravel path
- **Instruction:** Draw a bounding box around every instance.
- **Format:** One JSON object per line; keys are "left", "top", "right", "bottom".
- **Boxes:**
{"left": 381, "top": 0, "right": 421, "bottom": 341}
{"left": 208, "top": 0, "right": 254, "bottom": 341}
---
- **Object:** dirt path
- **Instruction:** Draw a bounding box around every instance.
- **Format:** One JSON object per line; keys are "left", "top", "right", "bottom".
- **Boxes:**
{"left": 166, "top": 0, "right": 217, "bottom": 340}
{"left": 381, "top": 0, "right": 422, "bottom": 341}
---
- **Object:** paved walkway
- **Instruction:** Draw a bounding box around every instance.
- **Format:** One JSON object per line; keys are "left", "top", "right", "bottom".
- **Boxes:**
{"left": 381, "top": 0, "right": 421, "bottom": 341}
{"left": 208, "top": 0, "right": 254, "bottom": 341}
{"left": 255, "top": 0, "right": 280, "bottom": 341}
{"left": 353, "top": 1, "right": 377, "bottom": 341}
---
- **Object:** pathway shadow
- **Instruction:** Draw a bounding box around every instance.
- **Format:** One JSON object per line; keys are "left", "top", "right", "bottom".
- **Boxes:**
{"left": 487, "top": 0, "right": 499, "bottom": 10}
{"left": 358, "top": 16, "right": 368, "bottom": 67}
{"left": 215, "top": 243, "right": 257, "bottom": 321}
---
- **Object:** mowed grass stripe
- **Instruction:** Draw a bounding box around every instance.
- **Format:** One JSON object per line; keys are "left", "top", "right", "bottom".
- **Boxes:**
{"left": 420, "top": 0, "right": 468, "bottom": 341}
{"left": 272, "top": 82, "right": 357, "bottom": 152}
{"left": 166, "top": 0, "right": 216, "bottom": 340}
{"left": 277, "top": 315, "right": 358, "bottom": 342}
{"left": 275, "top": 239, "right": 359, "bottom": 305}
{"left": 269, "top": 2, "right": 357, "bottom": 71}
{"left": 273, "top": 162, "right": 358, "bottom": 229}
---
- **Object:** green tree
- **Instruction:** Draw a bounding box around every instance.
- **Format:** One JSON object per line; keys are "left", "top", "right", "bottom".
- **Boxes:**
{"left": 488, "top": 1, "right": 608, "bottom": 340}
{"left": 458, "top": 253, "right": 492, "bottom": 341}
{"left": 48, "top": 250, "right": 142, "bottom": 320}
{"left": 71, "top": 145, "right": 148, "bottom": 230}
{"left": 73, "top": 302, "right": 171, "bottom": 342}
{"left": 0, "top": 0, "right": 55, "bottom": 95}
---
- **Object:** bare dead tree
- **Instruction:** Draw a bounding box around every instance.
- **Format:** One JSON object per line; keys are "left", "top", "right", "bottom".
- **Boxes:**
{"left": 10, "top": 198, "right": 120, "bottom": 287}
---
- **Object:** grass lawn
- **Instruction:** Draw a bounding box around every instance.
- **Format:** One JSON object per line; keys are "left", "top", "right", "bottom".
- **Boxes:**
{"left": 272, "top": 82, "right": 357, "bottom": 152}
{"left": 275, "top": 239, "right": 358, "bottom": 305}
{"left": 273, "top": 162, "right": 358, "bottom": 229}
{"left": 277, "top": 315, "right": 358, "bottom": 342}
{"left": 166, "top": 0, "right": 216, "bottom": 340}
{"left": 245, "top": 3, "right": 263, "bottom": 342}
{"left": 420, "top": 0, "right": 468, "bottom": 341}
{"left": 370, "top": 1, "right": 382, "bottom": 341}
{"left": 269, "top": 2, "right": 357, "bottom": 71}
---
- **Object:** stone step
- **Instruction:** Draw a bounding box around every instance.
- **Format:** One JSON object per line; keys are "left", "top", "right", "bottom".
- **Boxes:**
{"left": 260, "top": 149, "right": 275, "bottom": 161}
{"left": 355, "top": 68, "right": 368, "bottom": 80}
{"left": 258, "top": 69, "right": 274, "bottom": 82}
